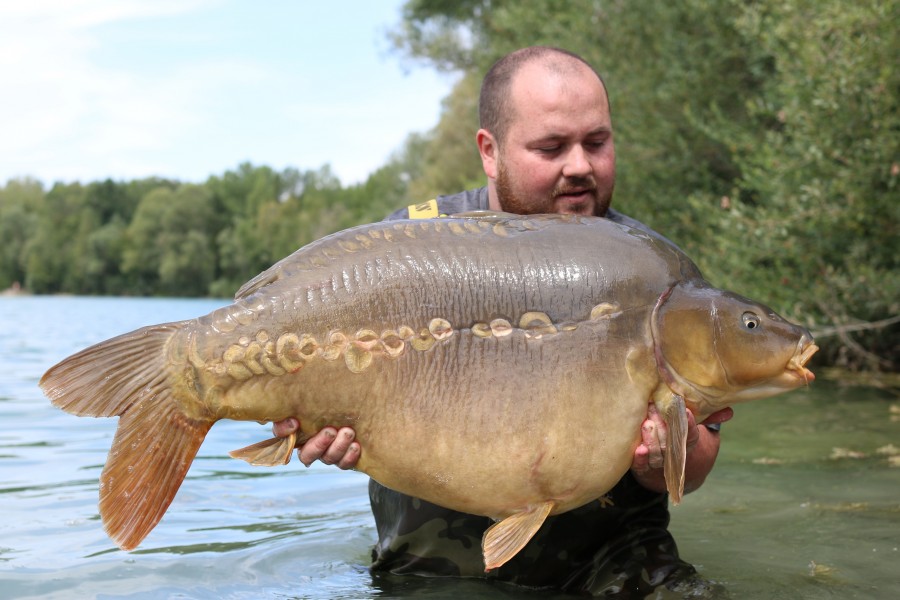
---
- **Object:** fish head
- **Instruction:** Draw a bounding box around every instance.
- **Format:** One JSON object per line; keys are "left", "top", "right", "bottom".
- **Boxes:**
{"left": 652, "top": 283, "right": 818, "bottom": 420}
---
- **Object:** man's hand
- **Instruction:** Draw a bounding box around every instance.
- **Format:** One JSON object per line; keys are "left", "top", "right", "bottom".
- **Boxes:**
{"left": 272, "top": 418, "right": 360, "bottom": 470}
{"left": 630, "top": 404, "right": 733, "bottom": 495}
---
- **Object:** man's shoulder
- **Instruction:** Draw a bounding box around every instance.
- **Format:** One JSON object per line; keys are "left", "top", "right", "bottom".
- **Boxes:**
{"left": 385, "top": 195, "right": 681, "bottom": 253}
{"left": 385, "top": 187, "right": 490, "bottom": 221}
{"left": 606, "top": 208, "right": 683, "bottom": 252}
{"left": 605, "top": 207, "right": 653, "bottom": 233}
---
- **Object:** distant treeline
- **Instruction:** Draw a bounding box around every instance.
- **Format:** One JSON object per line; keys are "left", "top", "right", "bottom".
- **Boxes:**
{"left": 2, "top": 0, "right": 897, "bottom": 371}
{"left": 0, "top": 159, "right": 425, "bottom": 299}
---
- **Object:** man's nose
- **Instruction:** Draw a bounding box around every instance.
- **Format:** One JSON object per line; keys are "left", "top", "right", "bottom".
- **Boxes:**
{"left": 562, "top": 145, "right": 592, "bottom": 178}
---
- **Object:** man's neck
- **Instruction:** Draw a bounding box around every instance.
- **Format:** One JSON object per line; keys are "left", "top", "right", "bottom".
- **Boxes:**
{"left": 486, "top": 181, "right": 502, "bottom": 211}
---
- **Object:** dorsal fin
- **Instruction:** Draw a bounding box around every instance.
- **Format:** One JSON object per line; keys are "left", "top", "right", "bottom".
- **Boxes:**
{"left": 234, "top": 269, "right": 281, "bottom": 299}
{"left": 449, "top": 210, "right": 517, "bottom": 220}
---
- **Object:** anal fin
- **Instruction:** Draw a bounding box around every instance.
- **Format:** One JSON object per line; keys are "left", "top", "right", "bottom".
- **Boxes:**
{"left": 482, "top": 501, "right": 554, "bottom": 571}
{"left": 229, "top": 432, "right": 299, "bottom": 466}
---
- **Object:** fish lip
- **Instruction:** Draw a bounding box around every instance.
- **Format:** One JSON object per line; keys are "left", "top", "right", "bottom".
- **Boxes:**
{"left": 787, "top": 336, "right": 818, "bottom": 384}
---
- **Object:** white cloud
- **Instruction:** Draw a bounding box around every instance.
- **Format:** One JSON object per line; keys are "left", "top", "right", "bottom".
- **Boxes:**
{"left": 0, "top": 0, "right": 215, "bottom": 29}
{"left": 0, "top": 1, "right": 273, "bottom": 182}
{"left": 0, "top": 1, "right": 455, "bottom": 186}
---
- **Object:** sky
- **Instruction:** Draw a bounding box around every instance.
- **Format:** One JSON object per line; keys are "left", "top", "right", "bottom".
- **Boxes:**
{"left": 0, "top": 0, "right": 458, "bottom": 187}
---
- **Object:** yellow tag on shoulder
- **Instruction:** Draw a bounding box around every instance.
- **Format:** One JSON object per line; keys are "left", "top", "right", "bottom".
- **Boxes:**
{"left": 407, "top": 199, "right": 439, "bottom": 219}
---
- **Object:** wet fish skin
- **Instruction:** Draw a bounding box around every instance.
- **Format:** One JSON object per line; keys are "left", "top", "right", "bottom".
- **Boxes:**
{"left": 175, "top": 214, "right": 677, "bottom": 516}
{"left": 40, "top": 213, "right": 816, "bottom": 570}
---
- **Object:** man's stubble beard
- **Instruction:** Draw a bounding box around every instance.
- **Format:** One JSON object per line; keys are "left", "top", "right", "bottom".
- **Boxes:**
{"left": 495, "top": 159, "right": 612, "bottom": 217}
{"left": 495, "top": 159, "right": 542, "bottom": 215}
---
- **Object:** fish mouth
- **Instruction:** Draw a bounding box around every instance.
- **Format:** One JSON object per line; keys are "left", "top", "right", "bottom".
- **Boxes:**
{"left": 716, "top": 335, "right": 818, "bottom": 406}
{"left": 787, "top": 336, "right": 818, "bottom": 385}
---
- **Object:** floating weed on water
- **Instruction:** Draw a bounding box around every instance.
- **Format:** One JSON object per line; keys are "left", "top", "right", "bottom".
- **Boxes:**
{"left": 808, "top": 560, "right": 838, "bottom": 579}
{"left": 827, "top": 444, "right": 900, "bottom": 465}
{"left": 0, "top": 440, "right": 61, "bottom": 448}
{"left": 751, "top": 456, "right": 785, "bottom": 465}
{"left": 876, "top": 444, "right": 900, "bottom": 467}
{"left": 710, "top": 505, "right": 750, "bottom": 515}
{"left": 875, "top": 444, "right": 899, "bottom": 456}
{"left": 829, "top": 447, "right": 868, "bottom": 460}
{"left": 85, "top": 546, "right": 120, "bottom": 558}
{"left": 890, "top": 404, "right": 900, "bottom": 422}
{"left": 812, "top": 501, "right": 869, "bottom": 513}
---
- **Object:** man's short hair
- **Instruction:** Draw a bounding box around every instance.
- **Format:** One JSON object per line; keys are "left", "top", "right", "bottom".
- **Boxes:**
{"left": 479, "top": 46, "right": 609, "bottom": 144}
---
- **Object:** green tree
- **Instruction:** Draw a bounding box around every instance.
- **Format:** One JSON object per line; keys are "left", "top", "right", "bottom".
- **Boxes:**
{"left": 208, "top": 159, "right": 423, "bottom": 298}
{"left": 122, "top": 187, "right": 170, "bottom": 293}
{"left": 123, "top": 184, "right": 217, "bottom": 296}
{"left": 679, "top": 0, "right": 900, "bottom": 369}
{"left": 0, "top": 179, "right": 41, "bottom": 290}
{"left": 406, "top": 74, "right": 484, "bottom": 201}
{"left": 84, "top": 216, "right": 130, "bottom": 294}
{"left": 20, "top": 182, "right": 89, "bottom": 294}
{"left": 209, "top": 163, "right": 291, "bottom": 295}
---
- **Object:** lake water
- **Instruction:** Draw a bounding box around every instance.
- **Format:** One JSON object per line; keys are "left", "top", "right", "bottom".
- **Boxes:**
{"left": 1, "top": 296, "right": 897, "bottom": 599}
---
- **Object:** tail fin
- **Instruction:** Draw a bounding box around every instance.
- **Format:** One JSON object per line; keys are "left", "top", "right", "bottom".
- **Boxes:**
{"left": 40, "top": 323, "right": 213, "bottom": 550}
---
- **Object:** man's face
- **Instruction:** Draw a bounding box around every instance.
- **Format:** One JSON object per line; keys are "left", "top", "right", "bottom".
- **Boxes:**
{"left": 489, "top": 62, "right": 615, "bottom": 217}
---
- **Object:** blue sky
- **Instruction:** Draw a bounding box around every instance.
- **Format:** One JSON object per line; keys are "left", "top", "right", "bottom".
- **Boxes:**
{"left": 0, "top": 1, "right": 459, "bottom": 186}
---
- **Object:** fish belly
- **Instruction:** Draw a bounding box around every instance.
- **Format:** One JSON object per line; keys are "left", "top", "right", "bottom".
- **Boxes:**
{"left": 192, "top": 301, "right": 652, "bottom": 519}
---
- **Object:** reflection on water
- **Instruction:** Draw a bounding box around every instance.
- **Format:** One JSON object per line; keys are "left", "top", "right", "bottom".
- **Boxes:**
{"left": 1, "top": 297, "right": 897, "bottom": 599}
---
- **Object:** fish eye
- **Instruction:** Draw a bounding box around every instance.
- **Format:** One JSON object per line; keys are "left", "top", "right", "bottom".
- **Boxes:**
{"left": 742, "top": 312, "right": 761, "bottom": 330}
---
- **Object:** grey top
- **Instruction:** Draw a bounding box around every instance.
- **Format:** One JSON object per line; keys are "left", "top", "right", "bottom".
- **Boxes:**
{"left": 386, "top": 186, "right": 677, "bottom": 247}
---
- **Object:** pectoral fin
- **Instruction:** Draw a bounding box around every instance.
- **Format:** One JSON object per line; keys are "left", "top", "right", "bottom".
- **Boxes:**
{"left": 482, "top": 501, "right": 554, "bottom": 571}
{"left": 230, "top": 432, "right": 298, "bottom": 466}
{"left": 659, "top": 394, "right": 688, "bottom": 504}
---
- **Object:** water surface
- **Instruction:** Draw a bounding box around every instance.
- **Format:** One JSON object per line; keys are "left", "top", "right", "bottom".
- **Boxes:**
{"left": 1, "top": 296, "right": 897, "bottom": 599}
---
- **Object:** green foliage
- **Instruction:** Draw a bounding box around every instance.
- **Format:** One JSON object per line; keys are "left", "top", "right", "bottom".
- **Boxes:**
{"left": 406, "top": 73, "right": 485, "bottom": 201}
{"left": 679, "top": 0, "right": 900, "bottom": 370}
{"left": 0, "top": 179, "right": 41, "bottom": 290}
{"left": 2, "top": 136, "right": 425, "bottom": 299}
{"left": 122, "top": 184, "right": 218, "bottom": 296}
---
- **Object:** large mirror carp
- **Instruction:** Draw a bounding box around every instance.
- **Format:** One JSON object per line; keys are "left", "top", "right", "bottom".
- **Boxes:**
{"left": 41, "top": 212, "right": 817, "bottom": 570}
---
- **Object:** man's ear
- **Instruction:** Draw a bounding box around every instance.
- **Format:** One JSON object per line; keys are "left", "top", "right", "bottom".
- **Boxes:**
{"left": 476, "top": 129, "right": 498, "bottom": 179}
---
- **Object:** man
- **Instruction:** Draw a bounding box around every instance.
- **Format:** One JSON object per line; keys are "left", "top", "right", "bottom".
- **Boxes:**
{"left": 274, "top": 46, "right": 732, "bottom": 596}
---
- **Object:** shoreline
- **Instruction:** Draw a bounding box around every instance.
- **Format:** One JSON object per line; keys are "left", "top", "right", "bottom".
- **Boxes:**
{"left": 0, "top": 283, "right": 29, "bottom": 297}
